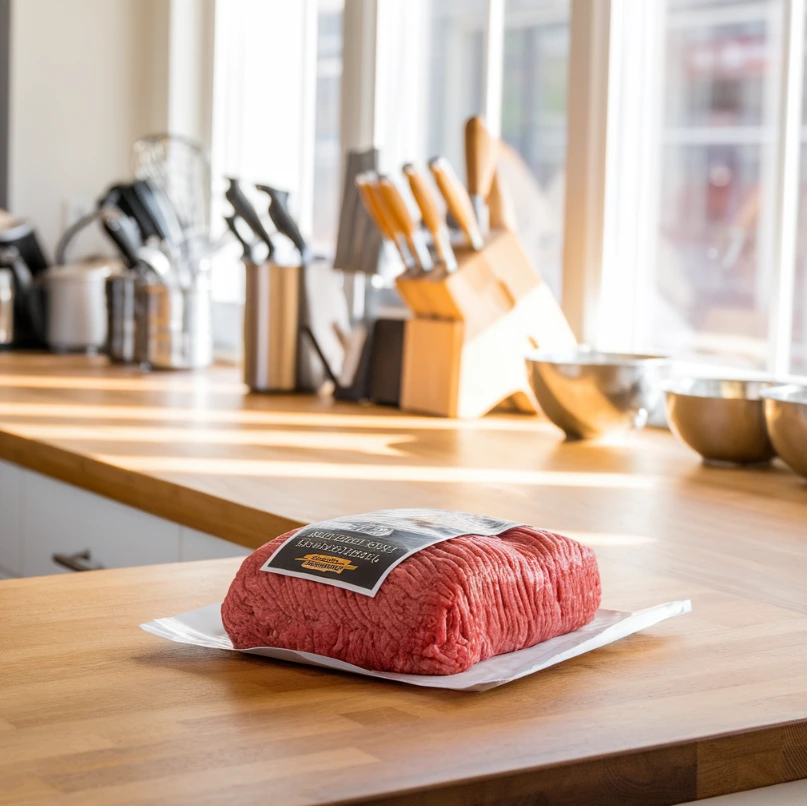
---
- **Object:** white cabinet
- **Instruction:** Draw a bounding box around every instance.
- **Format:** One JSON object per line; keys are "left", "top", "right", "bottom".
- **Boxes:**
{"left": 0, "top": 458, "right": 24, "bottom": 576}
{"left": 0, "top": 462, "right": 254, "bottom": 578}
{"left": 180, "top": 527, "right": 251, "bottom": 562}
{"left": 21, "top": 472, "right": 181, "bottom": 577}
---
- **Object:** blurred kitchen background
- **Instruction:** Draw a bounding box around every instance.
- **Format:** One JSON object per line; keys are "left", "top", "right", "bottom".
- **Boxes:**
{"left": 0, "top": 0, "right": 806, "bottom": 376}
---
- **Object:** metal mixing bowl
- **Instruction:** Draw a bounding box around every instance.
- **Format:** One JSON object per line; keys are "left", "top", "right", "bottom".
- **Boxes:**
{"left": 525, "top": 350, "right": 668, "bottom": 439}
{"left": 662, "top": 378, "right": 775, "bottom": 465}
{"left": 760, "top": 385, "right": 807, "bottom": 479}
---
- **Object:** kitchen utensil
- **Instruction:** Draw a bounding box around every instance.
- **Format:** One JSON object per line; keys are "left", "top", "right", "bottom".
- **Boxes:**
{"left": 662, "top": 379, "right": 775, "bottom": 465}
{"left": 44, "top": 259, "right": 119, "bottom": 353}
{"left": 99, "top": 184, "right": 161, "bottom": 242}
{"left": 465, "top": 116, "right": 498, "bottom": 233}
{"left": 355, "top": 173, "right": 406, "bottom": 262}
{"left": 132, "top": 133, "right": 211, "bottom": 241}
{"left": 99, "top": 207, "right": 143, "bottom": 268}
{"left": 0, "top": 268, "right": 13, "bottom": 346}
{"left": 526, "top": 350, "right": 668, "bottom": 439}
{"left": 256, "top": 184, "right": 311, "bottom": 265}
{"left": 224, "top": 214, "right": 256, "bottom": 262}
{"left": 428, "top": 157, "right": 484, "bottom": 250}
{"left": 760, "top": 385, "right": 807, "bottom": 478}
{"left": 402, "top": 164, "right": 457, "bottom": 272}
{"left": 131, "top": 179, "right": 184, "bottom": 246}
{"left": 357, "top": 174, "right": 416, "bottom": 270}
{"left": 135, "top": 273, "right": 212, "bottom": 370}
{"left": 225, "top": 178, "right": 274, "bottom": 257}
{"left": 377, "top": 176, "right": 433, "bottom": 273}
{"left": 99, "top": 207, "right": 176, "bottom": 285}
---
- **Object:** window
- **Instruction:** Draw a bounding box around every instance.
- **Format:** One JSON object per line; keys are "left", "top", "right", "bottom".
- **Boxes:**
{"left": 312, "top": 1, "right": 345, "bottom": 253}
{"left": 645, "top": 0, "right": 784, "bottom": 368}
{"left": 501, "top": 0, "right": 570, "bottom": 299}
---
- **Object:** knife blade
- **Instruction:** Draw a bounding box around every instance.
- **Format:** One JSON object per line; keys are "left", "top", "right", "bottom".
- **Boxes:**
{"left": 225, "top": 177, "right": 275, "bottom": 258}
{"left": 376, "top": 175, "right": 433, "bottom": 273}
{"left": 402, "top": 163, "right": 457, "bottom": 272}
{"left": 428, "top": 157, "right": 484, "bottom": 251}
{"left": 465, "top": 116, "right": 498, "bottom": 232}
{"left": 355, "top": 172, "right": 416, "bottom": 270}
{"left": 256, "top": 184, "right": 311, "bottom": 265}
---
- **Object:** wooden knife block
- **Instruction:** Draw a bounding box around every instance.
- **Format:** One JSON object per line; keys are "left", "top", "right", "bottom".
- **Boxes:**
{"left": 399, "top": 231, "right": 576, "bottom": 418}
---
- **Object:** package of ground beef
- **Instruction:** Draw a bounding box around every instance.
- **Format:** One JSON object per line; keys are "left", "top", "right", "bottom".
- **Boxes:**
{"left": 221, "top": 509, "right": 602, "bottom": 676}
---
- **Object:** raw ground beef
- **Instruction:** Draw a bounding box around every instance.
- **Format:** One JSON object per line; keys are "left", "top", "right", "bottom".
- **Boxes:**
{"left": 222, "top": 525, "right": 601, "bottom": 675}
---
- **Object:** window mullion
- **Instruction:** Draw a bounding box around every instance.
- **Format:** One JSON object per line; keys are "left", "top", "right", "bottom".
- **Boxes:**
{"left": 483, "top": 0, "right": 505, "bottom": 136}
{"left": 768, "top": 0, "right": 805, "bottom": 375}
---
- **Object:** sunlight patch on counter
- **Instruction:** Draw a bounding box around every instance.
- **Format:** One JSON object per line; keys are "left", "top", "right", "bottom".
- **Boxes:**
{"left": 11, "top": 425, "right": 413, "bottom": 457}
{"left": 91, "top": 455, "right": 657, "bottom": 488}
{"left": 0, "top": 402, "right": 558, "bottom": 432}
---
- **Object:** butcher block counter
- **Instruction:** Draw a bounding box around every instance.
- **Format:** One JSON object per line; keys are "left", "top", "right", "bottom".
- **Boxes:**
{"left": 2, "top": 353, "right": 807, "bottom": 805}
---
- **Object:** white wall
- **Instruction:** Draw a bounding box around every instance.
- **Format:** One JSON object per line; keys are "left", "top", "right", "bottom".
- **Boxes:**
{"left": 8, "top": 0, "right": 169, "bottom": 254}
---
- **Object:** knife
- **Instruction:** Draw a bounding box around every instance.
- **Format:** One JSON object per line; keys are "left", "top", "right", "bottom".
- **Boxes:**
{"left": 99, "top": 207, "right": 144, "bottom": 268}
{"left": 225, "top": 177, "right": 275, "bottom": 258}
{"left": 464, "top": 116, "right": 498, "bottom": 232}
{"left": 376, "top": 176, "right": 433, "bottom": 273}
{"left": 355, "top": 172, "right": 416, "bottom": 270}
{"left": 402, "top": 163, "right": 457, "bottom": 272}
{"left": 428, "top": 157, "right": 484, "bottom": 251}
{"left": 225, "top": 214, "right": 256, "bottom": 263}
{"left": 256, "top": 184, "right": 311, "bottom": 265}
{"left": 133, "top": 179, "right": 185, "bottom": 246}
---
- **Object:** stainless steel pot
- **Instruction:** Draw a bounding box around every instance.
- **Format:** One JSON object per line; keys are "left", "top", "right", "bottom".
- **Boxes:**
{"left": 44, "top": 259, "right": 119, "bottom": 353}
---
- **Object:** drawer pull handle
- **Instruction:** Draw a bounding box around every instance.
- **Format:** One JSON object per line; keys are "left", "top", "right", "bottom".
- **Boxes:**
{"left": 52, "top": 549, "right": 105, "bottom": 572}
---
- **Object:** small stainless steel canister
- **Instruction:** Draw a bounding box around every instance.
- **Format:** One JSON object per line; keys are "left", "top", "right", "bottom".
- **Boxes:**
{"left": 135, "top": 276, "right": 213, "bottom": 370}
{"left": 0, "top": 269, "right": 13, "bottom": 346}
{"left": 105, "top": 273, "right": 137, "bottom": 363}
{"left": 243, "top": 260, "right": 300, "bottom": 391}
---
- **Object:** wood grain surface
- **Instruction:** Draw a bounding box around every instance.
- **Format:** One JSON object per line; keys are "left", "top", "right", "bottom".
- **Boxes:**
{"left": 1, "top": 353, "right": 807, "bottom": 805}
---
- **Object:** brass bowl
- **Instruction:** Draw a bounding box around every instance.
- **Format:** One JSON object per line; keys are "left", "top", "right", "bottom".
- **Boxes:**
{"left": 760, "top": 385, "right": 807, "bottom": 479}
{"left": 662, "top": 378, "right": 775, "bottom": 465}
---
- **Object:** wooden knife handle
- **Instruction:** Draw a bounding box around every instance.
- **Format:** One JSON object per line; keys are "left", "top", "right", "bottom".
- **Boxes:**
{"left": 428, "top": 157, "right": 484, "bottom": 250}
{"left": 402, "top": 164, "right": 442, "bottom": 235}
{"left": 465, "top": 116, "right": 498, "bottom": 199}
{"left": 377, "top": 176, "right": 418, "bottom": 238}
{"left": 355, "top": 173, "right": 394, "bottom": 241}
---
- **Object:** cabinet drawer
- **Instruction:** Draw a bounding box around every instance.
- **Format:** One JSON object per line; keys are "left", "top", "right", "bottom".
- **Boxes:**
{"left": 179, "top": 527, "right": 251, "bottom": 562}
{"left": 22, "top": 472, "right": 180, "bottom": 577}
{"left": 0, "top": 458, "right": 24, "bottom": 576}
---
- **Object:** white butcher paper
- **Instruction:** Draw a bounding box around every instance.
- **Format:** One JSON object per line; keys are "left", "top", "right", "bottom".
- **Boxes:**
{"left": 140, "top": 599, "right": 692, "bottom": 692}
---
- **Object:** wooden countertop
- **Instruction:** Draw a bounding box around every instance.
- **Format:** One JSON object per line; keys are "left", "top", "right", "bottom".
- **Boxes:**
{"left": 2, "top": 353, "right": 807, "bottom": 804}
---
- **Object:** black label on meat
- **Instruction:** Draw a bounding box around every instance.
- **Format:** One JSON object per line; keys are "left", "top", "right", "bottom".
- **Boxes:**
{"left": 260, "top": 508, "right": 520, "bottom": 597}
